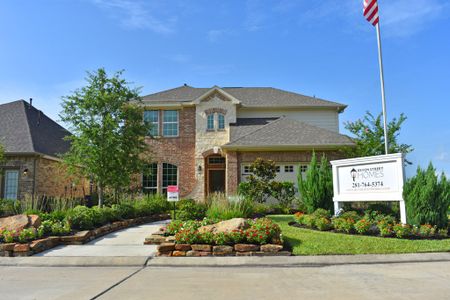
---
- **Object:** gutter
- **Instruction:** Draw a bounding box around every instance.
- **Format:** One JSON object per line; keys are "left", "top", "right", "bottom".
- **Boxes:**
{"left": 220, "top": 144, "right": 355, "bottom": 152}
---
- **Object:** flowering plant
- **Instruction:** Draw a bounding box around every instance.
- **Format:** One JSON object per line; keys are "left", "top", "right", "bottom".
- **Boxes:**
{"left": 354, "top": 219, "right": 372, "bottom": 234}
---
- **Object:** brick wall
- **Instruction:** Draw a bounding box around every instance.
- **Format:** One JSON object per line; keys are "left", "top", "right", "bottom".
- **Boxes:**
{"left": 35, "top": 157, "right": 89, "bottom": 198}
{"left": 144, "top": 107, "right": 196, "bottom": 197}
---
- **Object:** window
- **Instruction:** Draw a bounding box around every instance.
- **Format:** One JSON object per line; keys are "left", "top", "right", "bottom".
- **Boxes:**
{"left": 4, "top": 170, "right": 19, "bottom": 200}
{"left": 284, "top": 165, "right": 294, "bottom": 173}
{"left": 218, "top": 114, "right": 225, "bottom": 130}
{"left": 162, "top": 163, "right": 178, "bottom": 194}
{"left": 142, "top": 163, "right": 158, "bottom": 194}
{"left": 163, "top": 110, "right": 178, "bottom": 137}
{"left": 208, "top": 156, "right": 225, "bottom": 164}
{"left": 299, "top": 165, "right": 308, "bottom": 173}
{"left": 207, "top": 114, "right": 214, "bottom": 131}
{"left": 144, "top": 110, "right": 159, "bottom": 136}
{"left": 275, "top": 166, "right": 281, "bottom": 173}
{"left": 243, "top": 165, "right": 251, "bottom": 174}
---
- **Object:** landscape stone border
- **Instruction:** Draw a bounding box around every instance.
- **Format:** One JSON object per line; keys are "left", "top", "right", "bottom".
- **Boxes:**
{"left": 0, "top": 213, "right": 169, "bottom": 257}
{"left": 145, "top": 227, "right": 291, "bottom": 257}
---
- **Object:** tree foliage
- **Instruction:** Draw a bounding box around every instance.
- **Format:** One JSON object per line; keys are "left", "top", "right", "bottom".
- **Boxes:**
{"left": 0, "top": 143, "right": 4, "bottom": 163}
{"left": 59, "top": 68, "right": 151, "bottom": 206}
{"left": 298, "top": 152, "right": 333, "bottom": 213}
{"left": 238, "top": 158, "right": 277, "bottom": 203}
{"left": 344, "top": 112, "right": 413, "bottom": 163}
{"left": 404, "top": 163, "right": 450, "bottom": 228}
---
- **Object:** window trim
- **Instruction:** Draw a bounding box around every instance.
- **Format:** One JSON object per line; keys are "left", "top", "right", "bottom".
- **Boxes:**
{"left": 162, "top": 110, "right": 179, "bottom": 137}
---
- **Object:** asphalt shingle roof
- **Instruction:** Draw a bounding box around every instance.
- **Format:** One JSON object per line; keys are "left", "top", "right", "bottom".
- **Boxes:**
{"left": 225, "top": 117, "right": 354, "bottom": 148}
{"left": 0, "top": 100, "right": 71, "bottom": 157}
{"left": 142, "top": 85, "right": 346, "bottom": 109}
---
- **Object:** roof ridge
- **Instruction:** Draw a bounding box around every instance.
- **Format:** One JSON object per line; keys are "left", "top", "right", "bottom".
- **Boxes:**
{"left": 227, "top": 116, "right": 285, "bottom": 144}
{"left": 19, "top": 100, "right": 37, "bottom": 153}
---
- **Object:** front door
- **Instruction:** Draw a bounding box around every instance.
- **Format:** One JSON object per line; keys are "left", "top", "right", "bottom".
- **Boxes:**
{"left": 208, "top": 169, "right": 225, "bottom": 194}
{"left": 205, "top": 154, "right": 226, "bottom": 196}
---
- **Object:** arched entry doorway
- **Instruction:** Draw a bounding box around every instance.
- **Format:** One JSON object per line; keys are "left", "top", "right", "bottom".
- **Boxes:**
{"left": 205, "top": 154, "right": 226, "bottom": 196}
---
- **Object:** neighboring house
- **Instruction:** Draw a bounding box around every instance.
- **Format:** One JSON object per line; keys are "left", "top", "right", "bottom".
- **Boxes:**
{"left": 0, "top": 100, "right": 89, "bottom": 200}
{"left": 140, "top": 85, "right": 354, "bottom": 200}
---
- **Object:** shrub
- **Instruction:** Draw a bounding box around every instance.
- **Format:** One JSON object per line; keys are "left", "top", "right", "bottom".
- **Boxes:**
{"left": 238, "top": 158, "right": 277, "bottom": 203}
{"left": 339, "top": 211, "right": 362, "bottom": 222}
{"left": 174, "top": 228, "right": 198, "bottom": 244}
{"left": 197, "top": 231, "right": 214, "bottom": 244}
{"left": 51, "top": 221, "right": 71, "bottom": 235}
{"left": 214, "top": 232, "right": 233, "bottom": 245}
{"left": 419, "top": 224, "right": 436, "bottom": 238}
{"left": 298, "top": 152, "right": 333, "bottom": 213}
{"left": 404, "top": 163, "right": 450, "bottom": 229}
{"left": 229, "top": 229, "right": 245, "bottom": 244}
{"left": 393, "top": 223, "right": 412, "bottom": 239}
{"left": 294, "top": 212, "right": 306, "bottom": 224}
{"left": 0, "top": 229, "right": 15, "bottom": 243}
{"left": 437, "top": 228, "right": 448, "bottom": 238}
{"left": 270, "top": 181, "right": 296, "bottom": 211}
{"left": 18, "top": 228, "right": 37, "bottom": 243}
{"left": 65, "top": 206, "right": 95, "bottom": 230}
{"left": 39, "top": 220, "right": 54, "bottom": 236}
{"left": 206, "top": 194, "right": 253, "bottom": 220}
{"left": 363, "top": 210, "right": 387, "bottom": 223}
{"left": 332, "top": 217, "right": 355, "bottom": 233}
{"left": 176, "top": 199, "right": 207, "bottom": 221}
{"left": 113, "top": 202, "right": 136, "bottom": 220}
{"left": 354, "top": 219, "right": 372, "bottom": 234}
{"left": 377, "top": 218, "right": 395, "bottom": 237}
{"left": 166, "top": 220, "right": 184, "bottom": 235}
{"left": 244, "top": 228, "right": 270, "bottom": 244}
{"left": 303, "top": 215, "right": 315, "bottom": 228}
{"left": 315, "top": 217, "right": 332, "bottom": 231}
{"left": 312, "top": 208, "right": 332, "bottom": 219}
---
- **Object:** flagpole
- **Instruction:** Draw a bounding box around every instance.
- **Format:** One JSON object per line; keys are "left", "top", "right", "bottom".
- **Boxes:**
{"left": 375, "top": 22, "right": 389, "bottom": 155}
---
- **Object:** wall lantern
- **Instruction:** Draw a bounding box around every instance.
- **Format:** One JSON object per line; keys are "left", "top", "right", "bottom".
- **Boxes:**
{"left": 23, "top": 168, "right": 29, "bottom": 176}
{"left": 197, "top": 165, "right": 202, "bottom": 173}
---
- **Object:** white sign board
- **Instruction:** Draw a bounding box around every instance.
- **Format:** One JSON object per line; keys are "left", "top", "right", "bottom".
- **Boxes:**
{"left": 331, "top": 153, "right": 406, "bottom": 223}
{"left": 167, "top": 185, "right": 179, "bottom": 202}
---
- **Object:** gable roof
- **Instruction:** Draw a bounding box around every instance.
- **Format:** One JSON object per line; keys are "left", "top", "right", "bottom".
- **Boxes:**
{"left": 224, "top": 117, "right": 354, "bottom": 150}
{"left": 0, "top": 100, "right": 71, "bottom": 157}
{"left": 142, "top": 85, "right": 346, "bottom": 110}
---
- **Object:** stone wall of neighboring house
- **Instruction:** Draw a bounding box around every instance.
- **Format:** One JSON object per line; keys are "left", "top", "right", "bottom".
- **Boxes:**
{"left": 0, "top": 155, "right": 88, "bottom": 200}
{"left": 144, "top": 107, "right": 196, "bottom": 197}
{"left": 225, "top": 150, "right": 345, "bottom": 195}
{"left": 35, "top": 157, "right": 89, "bottom": 198}
{"left": 0, "top": 155, "right": 36, "bottom": 200}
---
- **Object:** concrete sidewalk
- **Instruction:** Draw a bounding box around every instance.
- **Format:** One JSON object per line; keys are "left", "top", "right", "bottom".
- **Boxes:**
{"left": 33, "top": 219, "right": 170, "bottom": 258}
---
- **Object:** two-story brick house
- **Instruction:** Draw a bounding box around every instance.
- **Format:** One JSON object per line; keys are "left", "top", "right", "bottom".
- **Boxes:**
{"left": 140, "top": 85, "right": 354, "bottom": 201}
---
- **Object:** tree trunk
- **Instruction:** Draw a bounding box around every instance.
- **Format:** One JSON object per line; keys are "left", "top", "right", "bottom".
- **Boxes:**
{"left": 98, "top": 184, "right": 103, "bottom": 207}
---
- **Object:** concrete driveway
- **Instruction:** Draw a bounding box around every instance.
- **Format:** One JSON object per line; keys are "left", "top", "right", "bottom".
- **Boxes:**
{"left": 0, "top": 261, "right": 449, "bottom": 300}
{"left": 34, "top": 220, "right": 170, "bottom": 257}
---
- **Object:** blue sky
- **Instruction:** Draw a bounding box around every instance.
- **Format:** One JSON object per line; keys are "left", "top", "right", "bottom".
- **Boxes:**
{"left": 1, "top": 0, "right": 449, "bottom": 177}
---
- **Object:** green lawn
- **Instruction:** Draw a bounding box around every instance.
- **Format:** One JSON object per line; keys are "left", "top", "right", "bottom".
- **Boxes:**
{"left": 269, "top": 215, "right": 450, "bottom": 255}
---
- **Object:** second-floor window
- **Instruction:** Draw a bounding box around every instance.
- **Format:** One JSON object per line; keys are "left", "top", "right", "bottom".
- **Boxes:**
{"left": 207, "top": 114, "right": 214, "bottom": 131}
{"left": 144, "top": 110, "right": 159, "bottom": 136}
{"left": 218, "top": 114, "right": 225, "bottom": 130}
{"left": 163, "top": 110, "right": 179, "bottom": 137}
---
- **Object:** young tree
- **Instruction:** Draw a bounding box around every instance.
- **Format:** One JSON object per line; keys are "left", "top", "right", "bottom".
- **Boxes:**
{"left": 298, "top": 152, "right": 333, "bottom": 213}
{"left": 344, "top": 112, "right": 413, "bottom": 163}
{"left": 238, "top": 158, "right": 277, "bottom": 203}
{"left": 60, "top": 68, "right": 151, "bottom": 206}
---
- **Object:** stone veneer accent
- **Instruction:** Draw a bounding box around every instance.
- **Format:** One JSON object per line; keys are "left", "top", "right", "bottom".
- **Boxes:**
{"left": 191, "top": 94, "right": 237, "bottom": 200}
{"left": 0, "top": 155, "right": 88, "bottom": 199}
{"left": 144, "top": 107, "right": 196, "bottom": 197}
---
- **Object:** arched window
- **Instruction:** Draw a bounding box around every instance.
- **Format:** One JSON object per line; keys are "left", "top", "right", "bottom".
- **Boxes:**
{"left": 162, "top": 163, "right": 178, "bottom": 194}
{"left": 142, "top": 163, "right": 158, "bottom": 194}
{"left": 218, "top": 114, "right": 225, "bottom": 130}
{"left": 207, "top": 114, "right": 214, "bottom": 131}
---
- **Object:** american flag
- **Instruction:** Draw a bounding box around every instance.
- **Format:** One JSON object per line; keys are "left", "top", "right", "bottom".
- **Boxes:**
{"left": 363, "top": 0, "right": 379, "bottom": 26}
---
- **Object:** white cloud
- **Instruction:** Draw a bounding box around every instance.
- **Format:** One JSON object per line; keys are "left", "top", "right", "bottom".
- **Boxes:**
{"left": 435, "top": 149, "right": 449, "bottom": 162}
{"left": 91, "top": 0, "right": 177, "bottom": 34}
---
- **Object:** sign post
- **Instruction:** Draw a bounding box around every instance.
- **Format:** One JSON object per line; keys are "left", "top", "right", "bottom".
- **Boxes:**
{"left": 331, "top": 153, "right": 406, "bottom": 223}
{"left": 167, "top": 185, "right": 179, "bottom": 220}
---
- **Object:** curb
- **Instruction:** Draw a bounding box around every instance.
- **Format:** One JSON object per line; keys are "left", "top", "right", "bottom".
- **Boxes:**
{"left": 146, "top": 252, "right": 450, "bottom": 268}
{"left": 0, "top": 256, "right": 150, "bottom": 267}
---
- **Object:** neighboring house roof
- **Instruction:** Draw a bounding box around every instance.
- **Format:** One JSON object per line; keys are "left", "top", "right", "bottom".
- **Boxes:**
{"left": 225, "top": 117, "right": 354, "bottom": 149}
{"left": 142, "top": 85, "right": 346, "bottom": 109}
{"left": 0, "top": 100, "right": 71, "bottom": 157}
